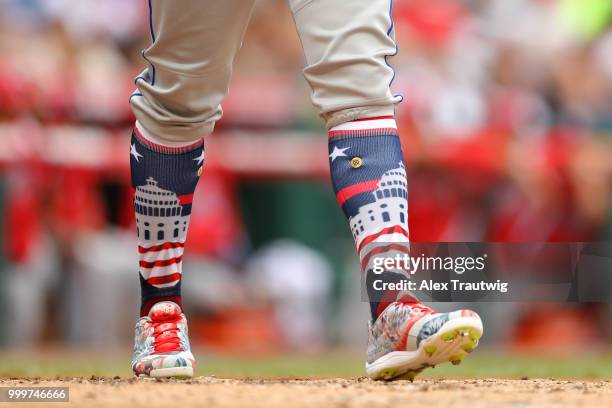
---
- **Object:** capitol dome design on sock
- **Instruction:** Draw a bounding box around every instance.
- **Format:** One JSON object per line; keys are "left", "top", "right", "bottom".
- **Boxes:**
{"left": 328, "top": 117, "right": 416, "bottom": 320}
{"left": 130, "top": 127, "right": 204, "bottom": 316}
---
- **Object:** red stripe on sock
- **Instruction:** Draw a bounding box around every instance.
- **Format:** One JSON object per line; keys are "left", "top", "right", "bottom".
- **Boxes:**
{"left": 146, "top": 273, "right": 182, "bottom": 285}
{"left": 177, "top": 194, "right": 193, "bottom": 205}
{"left": 353, "top": 116, "right": 395, "bottom": 122}
{"left": 139, "top": 256, "right": 183, "bottom": 269}
{"left": 139, "top": 242, "right": 184, "bottom": 253}
{"left": 336, "top": 179, "right": 380, "bottom": 206}
{"left": 357, "top": 225, "right": 410, "bottom": 254}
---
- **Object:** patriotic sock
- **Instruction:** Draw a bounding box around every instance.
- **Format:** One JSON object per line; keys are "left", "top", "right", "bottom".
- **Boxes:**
{"left": 328, "top": 116, "right": 417, "bottom": 321}
{"left": 130, "top": 124, "right": 205, "bottom": 317}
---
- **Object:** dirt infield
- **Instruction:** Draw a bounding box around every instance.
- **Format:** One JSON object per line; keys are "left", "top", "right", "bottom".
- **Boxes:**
{"left": 1, "top": 377, "right": 611, "bottom": 408}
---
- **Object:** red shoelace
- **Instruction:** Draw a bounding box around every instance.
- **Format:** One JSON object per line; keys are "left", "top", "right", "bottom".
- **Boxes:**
{"left": 152, "top": 319, "right": 182, "bottom": 354}
{"left": 399, "top": 301, "right": 436, "bottom": 318}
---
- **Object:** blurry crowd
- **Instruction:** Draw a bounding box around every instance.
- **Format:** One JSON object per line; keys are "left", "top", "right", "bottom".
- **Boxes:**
{"left": 396, "top": 0, "right": 612, "bottom": 243}
{"left": 0, "top": 0, "right": 611, "bottom": 350}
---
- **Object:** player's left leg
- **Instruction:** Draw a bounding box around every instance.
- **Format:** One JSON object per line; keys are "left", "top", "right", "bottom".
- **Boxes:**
{"left": 288, "top": 0, "right": 483, "bottom": 380}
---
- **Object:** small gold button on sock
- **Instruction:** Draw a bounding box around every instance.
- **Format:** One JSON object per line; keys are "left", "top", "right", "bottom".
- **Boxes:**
{"left": 351, "top": 157, "right": 363, "bottom": 168}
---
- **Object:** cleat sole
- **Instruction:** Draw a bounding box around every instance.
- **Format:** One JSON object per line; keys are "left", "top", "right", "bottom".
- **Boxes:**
{"left": 149, "top": 366, "right": 194, "bottom": 379}
{"left": 366, "top": 314, "right": 483, "bottom": 381}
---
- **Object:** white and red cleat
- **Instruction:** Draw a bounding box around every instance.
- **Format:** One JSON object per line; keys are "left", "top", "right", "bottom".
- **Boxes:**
{"left": 366, "top": 302, "right": 483, "bottom": 381}
{"left": 132, "top": 301, "right": 195, "bottom": 378}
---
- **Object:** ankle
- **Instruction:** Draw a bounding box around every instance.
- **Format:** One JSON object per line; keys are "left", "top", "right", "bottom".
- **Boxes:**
{"left": 140, "top": 296, "right": 183, "bottom": 317}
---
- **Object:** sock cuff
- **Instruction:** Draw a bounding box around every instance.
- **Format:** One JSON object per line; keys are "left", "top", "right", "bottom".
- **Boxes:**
{"left": 328, "top": 117, "right": 398, "bottom": 139}
{"left": 133, "top": 125, "right": 204, "bottom": 154}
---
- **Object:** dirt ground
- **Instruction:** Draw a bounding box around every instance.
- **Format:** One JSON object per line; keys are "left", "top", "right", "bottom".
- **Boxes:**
{"left": 1, "top": 377, "right": 611, "bottom": 408}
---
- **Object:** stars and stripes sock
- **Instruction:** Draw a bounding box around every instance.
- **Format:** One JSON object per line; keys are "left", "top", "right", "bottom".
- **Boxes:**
{"left": 130, "top": 125, "right": 205, "bottom": 317}
{"left": 328, "top": 116, "right": 418, "bottom": 321}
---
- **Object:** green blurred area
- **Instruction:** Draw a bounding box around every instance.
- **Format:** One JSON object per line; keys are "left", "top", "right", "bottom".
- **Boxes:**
{"left": 559, "top": 0, "right": 612, "bottom": 40}
{"left": 1, "top": 350, "right": 611, "bottom": 380}
{"left": 239, "top": 180, "right": 349, "bottom": 257}
{"left": 239, "top": 180, "right": 355, "bottom": 313}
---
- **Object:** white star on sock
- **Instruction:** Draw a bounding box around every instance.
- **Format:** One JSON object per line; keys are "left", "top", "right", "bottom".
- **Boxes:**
{"left": 193, "top": 150, "right": 205, "bottom": 166}
{"left": 130, "top": 143, "right": 143, "bottom": 162}
{"left": 329, "top": 146, "right": 350, "bottom": 162}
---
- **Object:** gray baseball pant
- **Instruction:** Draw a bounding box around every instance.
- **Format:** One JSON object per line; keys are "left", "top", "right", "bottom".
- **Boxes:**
{"left": 130, "top": 0, "right": 401, "bottom": 143}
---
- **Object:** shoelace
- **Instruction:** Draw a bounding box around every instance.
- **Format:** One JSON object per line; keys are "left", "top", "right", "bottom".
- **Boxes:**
{"left": 400, "top": 301, "right": 435, "bottom": 318}
{"left": 152, "top": 319, "right": 182, "bottom": 354}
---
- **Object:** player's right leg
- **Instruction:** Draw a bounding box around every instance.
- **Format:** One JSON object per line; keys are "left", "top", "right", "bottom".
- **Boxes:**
{"left": 129, "top": 0, "right": 256, "bottom": 378}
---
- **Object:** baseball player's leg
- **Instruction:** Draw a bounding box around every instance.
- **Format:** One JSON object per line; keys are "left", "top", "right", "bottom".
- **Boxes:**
{"left": 129, "top": 0, "right": 256, "bottom": 378}
{"left": 290, "top": 0, "right": 410, "bottom": 320}
{"left": 289, "top": 0, "right": 482, "bottom": 380}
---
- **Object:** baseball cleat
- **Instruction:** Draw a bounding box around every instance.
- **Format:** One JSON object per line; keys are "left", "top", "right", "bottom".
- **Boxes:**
{"left": 132, "top": 301, "right": 195, "bottom": 378}
{"left": 366, "top": 302, "right": 483, "bottom": 381}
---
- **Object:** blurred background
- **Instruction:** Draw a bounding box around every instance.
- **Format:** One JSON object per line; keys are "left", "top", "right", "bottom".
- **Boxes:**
{"left": 0, "top": 0, "right": 611, "bottom": 377}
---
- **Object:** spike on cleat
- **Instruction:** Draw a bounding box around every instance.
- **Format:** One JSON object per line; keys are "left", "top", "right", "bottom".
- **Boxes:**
{"left": 380, "top": 368, "right": 398, "bottom": 380}
{"left": 424, "top": 345, "right": 437, "bottom": 356}
{"left": 461, "top": 343, "right": 475, "bottom": 353}
{"left": 441, "top": 331, "right": 457, "bottom": 341}
{"left": 399, "top": 371, "right": 419, "bottom": 382}
{"left": 470, "top": 331, "right": 482, "bottom": 341}
{"left": 449, "top": 353, "right": 465, "bottom": 365}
